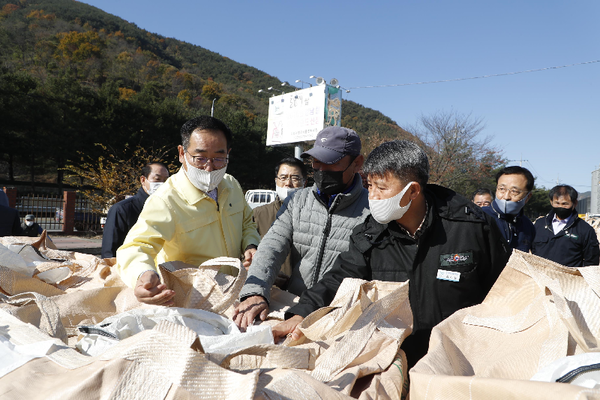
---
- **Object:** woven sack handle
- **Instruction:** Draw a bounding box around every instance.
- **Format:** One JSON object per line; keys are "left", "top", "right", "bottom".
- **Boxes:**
{"left": 1, "top": 291, "right": 68, "bottom": 343}
{"left": 218, "top": 343, "right": 315, "bottom": 370}
{"left": 511, "top": 251, "right": 600, "bottom": 363}
{"left": 199, "top": 256, "right": 246, "bottom": 314}
{"left": 311, "top": 281, "right": 409, "bottom": 382}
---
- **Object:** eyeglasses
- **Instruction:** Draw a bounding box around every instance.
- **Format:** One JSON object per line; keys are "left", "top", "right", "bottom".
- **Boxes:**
{"left": 186, "top": 151, "right": 228, "bottom": 169}
{"left": 497, "top": 186, "right": 526, "bottom": 198}
{"left": 276, "top": 175, "right": 303, "bottom": 183}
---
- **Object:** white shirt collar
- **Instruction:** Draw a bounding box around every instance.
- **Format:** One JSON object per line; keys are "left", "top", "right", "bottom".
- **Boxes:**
{"left": 551, "top": 214, "right": 572, "bottom": 235}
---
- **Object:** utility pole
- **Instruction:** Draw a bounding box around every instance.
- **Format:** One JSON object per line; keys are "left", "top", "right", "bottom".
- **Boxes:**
{"left": 508, "top": 154, "right": 528, "bottom": 167}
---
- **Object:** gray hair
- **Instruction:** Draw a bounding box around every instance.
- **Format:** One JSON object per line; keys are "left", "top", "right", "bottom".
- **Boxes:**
{"left": 363, "top": 140, "right": 429, "bottom": 187}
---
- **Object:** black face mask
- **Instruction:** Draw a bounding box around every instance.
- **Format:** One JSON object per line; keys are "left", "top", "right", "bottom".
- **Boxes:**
{"left": 314, "top": 170, "right": 347, "bottom": 196}
{"left": 553, "top": 207, "right": 573, "bottom": 220}
{"left": 313, "top": 159, "right": 354, "bottom": 196}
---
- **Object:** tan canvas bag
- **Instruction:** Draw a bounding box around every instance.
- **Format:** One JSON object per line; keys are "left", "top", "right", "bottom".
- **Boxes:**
{"left": 410, "top": 250, "right": 600, "bottom": 400}
{"left": 1, "top": 243, "right": 411, "bottom": 399}
{"left": 273, "top": 278, "right": 412, "bottom": 399}
{"left": 0, "top": 310, "right": 260, "bottom": 400}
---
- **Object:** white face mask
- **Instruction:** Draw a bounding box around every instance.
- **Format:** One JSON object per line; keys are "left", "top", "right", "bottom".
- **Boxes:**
{"left": 25, "top": 221, "right": 34, "bottom": 227}
{"left": 369, "top": 181, "right": 414, "bottom": 224}
{"left": 147, "top": 181, "right": 164, "bottom": 195}
{"left": 184, "top": 157, "right": 227, "bottom": 193}
{"left": 275, "top": 185, "right": 299, "bottom": 201}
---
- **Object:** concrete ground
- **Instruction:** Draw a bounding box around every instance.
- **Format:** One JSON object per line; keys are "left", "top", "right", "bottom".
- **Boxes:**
{"left": 50, "top": 235, "right": 103, "bottom": 256}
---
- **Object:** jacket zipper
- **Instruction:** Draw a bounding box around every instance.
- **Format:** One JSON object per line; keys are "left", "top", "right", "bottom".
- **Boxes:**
{"left": 311, "top": 194, "right": 342, "bottom": 287}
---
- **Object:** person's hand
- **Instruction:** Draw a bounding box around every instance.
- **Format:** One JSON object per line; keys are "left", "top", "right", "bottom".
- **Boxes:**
{"left": 242, "top": 247, "right": 257, "bottom": 270}
{"left": 134, "top": 270, "right": 175, "bottom": 306}
{"left": 272, "top": 315, "right": 304, "bottom": 342}
{"left": 233, "top": 295, "right": 268, "bottom": 331}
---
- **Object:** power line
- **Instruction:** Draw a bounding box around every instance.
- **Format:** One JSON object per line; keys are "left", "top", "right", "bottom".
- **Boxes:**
{"left": 347, "top": 60, "right": 600, "bottom": 90}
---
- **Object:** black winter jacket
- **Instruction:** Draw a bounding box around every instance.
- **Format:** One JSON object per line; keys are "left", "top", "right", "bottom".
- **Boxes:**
{"left": 287, "top": 184, "right": 510, "bottom": 367}
{"left": 101, "top": 187, "right": 149, "bottom": 258}
{"left": 0, "top": 205, "right": 24, "bottom": 237}
{"left": 482, "top": 202, "right": 535, "bottom": 252}
{"left": 532, "top": 211, "right": 599, "bottom": 267}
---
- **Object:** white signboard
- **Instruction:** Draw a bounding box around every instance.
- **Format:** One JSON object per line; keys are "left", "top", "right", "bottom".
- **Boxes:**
{"left": 266, "top": 85, "right": 326, "bottom": 146}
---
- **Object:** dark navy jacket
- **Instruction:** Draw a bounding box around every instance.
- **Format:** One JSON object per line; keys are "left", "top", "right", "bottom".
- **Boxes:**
{"left": 287, "top": 184, "right": 510, "bottom": 368}
{"left": 21, "top": 222, "right": 43, "bottom": 237}
{"left": 482, "top": 202, "right": 535, "bottom": 252}
{"left": 101, "top": 187, "right": 149, "bottom": 258}
{"left": 532, "top": 211, "right": 599, "bottom": 267}
{"left": 0, "top": 205, "right": 24, "bottom": 237}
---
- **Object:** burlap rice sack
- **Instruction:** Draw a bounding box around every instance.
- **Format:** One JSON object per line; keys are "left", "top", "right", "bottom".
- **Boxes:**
{"left": 1, "top": 243, "right": 411, "bottom": 399}
{"left": 410, "top": 250, "right": 600, "bottom": 400}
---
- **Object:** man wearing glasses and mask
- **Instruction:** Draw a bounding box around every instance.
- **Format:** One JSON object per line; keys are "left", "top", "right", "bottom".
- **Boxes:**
{"left": 234, "top": 126, "right": 370, "bottom": 330}
{"left": 116, "top": 116, "right": 261, "bottom": 306}
{"left": 482, "top": 166, "right": 536, "bottom": 252}
{"left": 252, "top": 157, "right": 307, "bottom": 287}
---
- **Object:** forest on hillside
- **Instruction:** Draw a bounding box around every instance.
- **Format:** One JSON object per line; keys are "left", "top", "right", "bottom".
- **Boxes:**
{"left": 1, "top": 0, "right": 548, "bottom": 216}
{"left": 0, "top": 0, "right": 412, "bottom": 193}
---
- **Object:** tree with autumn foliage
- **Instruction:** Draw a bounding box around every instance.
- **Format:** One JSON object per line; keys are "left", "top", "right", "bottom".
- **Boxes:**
{"left": 406, "top": 111, "right": 505, "bottom": 197}
{"left": 63, "top": 143, "right": 178, "bottom": 215}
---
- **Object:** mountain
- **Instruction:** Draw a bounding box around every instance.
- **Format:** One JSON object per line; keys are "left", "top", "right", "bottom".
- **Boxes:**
{"left": 0, "top": 0, "right": 413, "bottom": 189}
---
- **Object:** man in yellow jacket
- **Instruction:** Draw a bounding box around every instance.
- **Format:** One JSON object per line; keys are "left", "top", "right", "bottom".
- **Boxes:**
{"left": 116, "top": 116, "right": 260, "bottom": 305}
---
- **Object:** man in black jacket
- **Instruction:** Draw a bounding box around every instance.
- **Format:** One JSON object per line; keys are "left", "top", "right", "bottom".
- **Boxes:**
{"left": 532, "top": 185, "right": 599, "bottom": 267}
{"left": 273, "top": 140, "right": 510, "bottom": 368}
{"left": 101, "top": 162, "right": 169, "bottom": 258}
{"left": 0, "top": 204, "right": 24, "bottom": 237}
{"left": 482, "top": 166, "right": 536, "bottom": 252}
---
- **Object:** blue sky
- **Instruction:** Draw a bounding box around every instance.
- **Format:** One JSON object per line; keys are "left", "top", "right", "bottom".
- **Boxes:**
{"left": 82, "top": 0, "right": 599, "bottom": 192}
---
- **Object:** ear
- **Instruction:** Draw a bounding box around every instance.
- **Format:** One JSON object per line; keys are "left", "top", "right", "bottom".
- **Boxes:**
{"left": 525, "top": 192, "right": 533, "bottom": 204}
{"left": 352, "top": 155, "right": 364, "bottom": 173}
{"left": 178, "top": 145, "right": 185, "bottom": 164}
{"left": 408, "top": 182, "right": 422, "bottom": 200}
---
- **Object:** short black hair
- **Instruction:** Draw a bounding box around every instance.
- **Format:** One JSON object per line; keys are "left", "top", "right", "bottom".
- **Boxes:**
{"left": 549, "top": 185, "right": 578, "bottom": 203}
{"left": 363, "top": 140, "right": 429, "bottom": 188}
{"left": 472, "top": 188, "right": 494, "bottom": 201}
{"left": 180, "top": 116, "right": 233, "bottom": 150}
{"left": 495, "top": 166, "right": 535, "bottom": 192}
{"left": 275, "top": 157, "right": 308, "bottom": 179}
{"left": 141, "top": 161, "right": 169, "bottom": 178}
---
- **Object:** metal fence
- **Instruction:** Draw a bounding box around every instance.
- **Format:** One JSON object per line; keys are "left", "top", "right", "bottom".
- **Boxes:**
{"left": 15, "top": 193, "right": 103, "bottom": 233}
{"left": 16, "top": 194, "right": 64, "bottom": 232}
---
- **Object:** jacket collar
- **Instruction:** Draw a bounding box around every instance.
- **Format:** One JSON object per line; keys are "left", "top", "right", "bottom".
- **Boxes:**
{"left": 135, "top": 186, "right": 149, "bottom": 202}
{"left": 355, "top": 184, "right": 481, "bottom": 250}
{"left": 489, "top": 199, "right": 525, "bottom": 222}
{"left": 311, "top": 173, "right": 366, "bottom": 211}
{"left": 544, "top": 210, "right": 579, "bottom": 231}
{"left": 425, "top": 184, "right": 485, "bottom": 222}
{"left": 171, "top": 167, "right": 231, "bottom": 206}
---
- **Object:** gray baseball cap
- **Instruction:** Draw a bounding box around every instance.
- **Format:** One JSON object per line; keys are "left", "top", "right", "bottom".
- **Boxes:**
{"left": 301, "top": 126, "right": 361, "bottom": 164}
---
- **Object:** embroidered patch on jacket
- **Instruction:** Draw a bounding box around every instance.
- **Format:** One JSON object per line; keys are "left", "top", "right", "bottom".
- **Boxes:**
{"left": 565, "top": 232, "right": 579, "bottom": 240}
{"left": 437, "top": 269, "right": 461, "bottom": 282}
{"left": 439, "top": 251, "right": 473, "bottom": 267}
